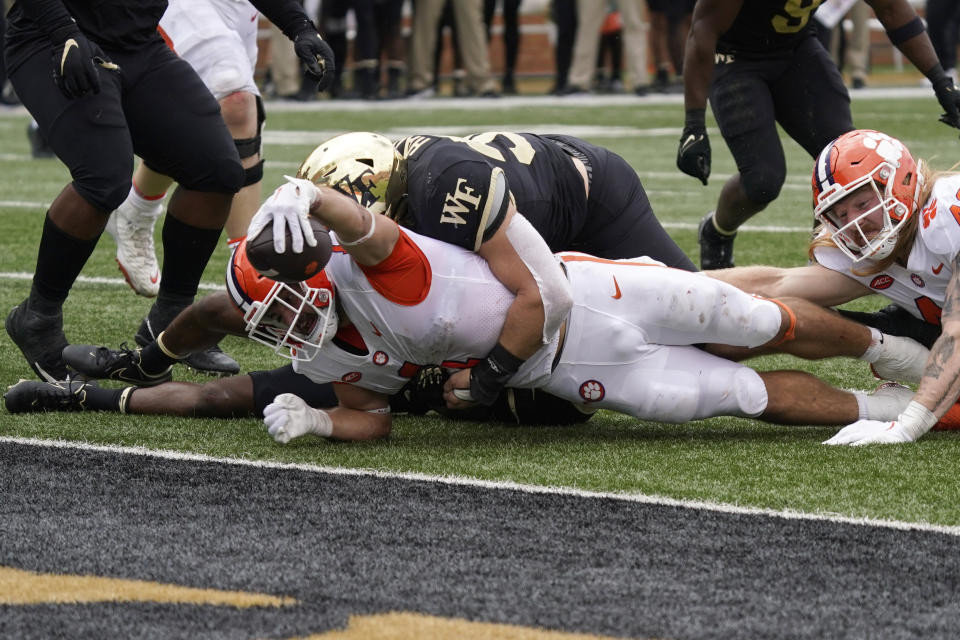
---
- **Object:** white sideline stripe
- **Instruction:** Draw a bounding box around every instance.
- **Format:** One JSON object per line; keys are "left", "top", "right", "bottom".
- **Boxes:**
{"left": 3, "top": 435, "right": 958, "bottom": 538}
{"left": 0, "top": 271, "right": 224, "bottom": 291}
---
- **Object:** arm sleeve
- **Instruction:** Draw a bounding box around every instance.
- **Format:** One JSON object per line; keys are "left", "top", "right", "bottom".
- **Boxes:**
{"left": 249, "top": 0, "right": 314, "bottom": 40}
{"left": 16, "top": 0, "right": 75, "bottom": 36}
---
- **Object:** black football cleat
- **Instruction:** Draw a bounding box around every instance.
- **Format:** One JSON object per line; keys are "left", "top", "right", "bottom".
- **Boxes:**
{"left": 5, "top": 300, "right": 70, "bottom": 382}
{"left": 3, "top": 378, "right": 93, "bottom": 413}
{"left": 62, "top": 343, "right": 172, "bottom": 387}
{"left": 698, "top": 211, "right": 737, "bottom": 270}
{"left": 184, "top": 345, "right": 241, "bottom": 377}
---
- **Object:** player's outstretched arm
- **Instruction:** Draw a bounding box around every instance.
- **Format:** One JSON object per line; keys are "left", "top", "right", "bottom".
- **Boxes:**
{"left": 707, "top": 263, "right": 871, "bottom": 307}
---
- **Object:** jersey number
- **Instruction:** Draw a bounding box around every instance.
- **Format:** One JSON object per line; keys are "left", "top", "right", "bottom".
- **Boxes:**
{"left": 444, "top": 132, "right": 537, "bottom": 165}
{"left": 772, "top": 0, "right": 825, "bottom": 34}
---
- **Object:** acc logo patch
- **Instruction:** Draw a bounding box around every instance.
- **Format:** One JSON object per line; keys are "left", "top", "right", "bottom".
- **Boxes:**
{"left": 372, "top": 351, "right": 389, "bottom": 366}
{"left": 579, "top": 380, "right": 605, "bottom": 402}
{"left": 911, "top": 274, "right": 926, "bottom": 288}
{"left": 341, "top": 372, "right": 362, "bottom": 383}
{"left": 870, "top": 275, "right": 894, "bottom": 290}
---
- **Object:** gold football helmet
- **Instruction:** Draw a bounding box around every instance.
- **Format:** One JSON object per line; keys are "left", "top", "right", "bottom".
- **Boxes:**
{"left": 297, "top": 132, "right": 407, "bottom": 218}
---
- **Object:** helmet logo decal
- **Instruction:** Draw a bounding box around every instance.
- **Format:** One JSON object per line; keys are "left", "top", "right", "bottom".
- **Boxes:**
{"left": 331, "top": 168, "right": 386, "bottom": 211}
{"left": 579, "top": 380, "right": 605, "bottom": 403}
{"left": 860, "top": 131, "right": 903, "bottom": 167}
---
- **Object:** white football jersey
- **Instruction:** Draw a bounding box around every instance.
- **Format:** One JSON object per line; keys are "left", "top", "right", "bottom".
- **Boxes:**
{"left": 293, "top": 230, "right": 560, "bottom": 395}
{"left": 814, "top": 174, "right": 960, "bottom": 325}
{"left": 159, "top": 0, "right": 261, "bottom": 99}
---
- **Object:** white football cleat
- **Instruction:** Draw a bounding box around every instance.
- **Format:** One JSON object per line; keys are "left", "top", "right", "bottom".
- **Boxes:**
{"left": 106, "top": 198, "right": 162, "bottom": 297}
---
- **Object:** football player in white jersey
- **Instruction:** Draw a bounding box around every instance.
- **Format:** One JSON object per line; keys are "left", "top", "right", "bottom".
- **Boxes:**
{"left": 710, "top": 129, "right": 960, "bottom": 445}
{"left": 224, "top": 175, "right": 931, "bottom": 443}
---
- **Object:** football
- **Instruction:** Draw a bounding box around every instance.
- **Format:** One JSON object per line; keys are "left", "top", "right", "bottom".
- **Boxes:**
{"left": 245, "top": 218, "right": 332, "bottom": 283}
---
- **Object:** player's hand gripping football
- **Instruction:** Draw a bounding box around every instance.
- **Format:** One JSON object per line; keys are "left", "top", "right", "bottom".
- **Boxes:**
{"left": 932, "top": 74, "right": 960, "bottom": 131}
{"left": 676, "top": 109, "right": 711, "bottom": 185}
{"left": 293, "top": 28, "right": 336, "bottom": 92}
{"left": 49, "top": 22, "right": 118, "bottom": 99}
{"left": 247, "top": 176, "right": 323, "bottom": 253}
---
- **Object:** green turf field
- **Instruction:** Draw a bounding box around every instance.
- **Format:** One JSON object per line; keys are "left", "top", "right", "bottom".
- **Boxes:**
{"left": 2, "top": 93, "right": 959, "bottom": 527}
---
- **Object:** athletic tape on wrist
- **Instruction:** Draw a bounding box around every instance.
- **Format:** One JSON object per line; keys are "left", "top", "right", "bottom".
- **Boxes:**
{"left": 898, "top": 400, "right": 938, "bottom": 440}
{"left": 339, "top": 207, "right": 377, "bottom": 246}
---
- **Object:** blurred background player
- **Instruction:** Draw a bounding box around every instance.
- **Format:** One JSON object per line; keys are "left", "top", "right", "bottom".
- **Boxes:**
{"left": 678, "top": 0, "right": 960, "bottom": 270}
{"left": 103, "top": 0, "right": 335, "bottom": 376}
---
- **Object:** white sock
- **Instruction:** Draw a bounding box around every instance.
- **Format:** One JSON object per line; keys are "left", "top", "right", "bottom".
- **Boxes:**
{"left": 128, "top": 184, "right": 165, "bottom": 217}
{"left": 859, "top": 327, "right": 884, "bottom": 363}
{"left": 854, "top": 383, "right": 914, "bottom": 421}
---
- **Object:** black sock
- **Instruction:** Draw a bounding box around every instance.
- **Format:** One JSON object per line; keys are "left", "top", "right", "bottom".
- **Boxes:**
{"left": 139, "top": 342, "right": 179, "bottom": 374}
{"left": 30, "top": 212, "right": 99, "bottom": 308}
{"left": 83, "top": 386, "right": 127, "bottom": 412}
{"left": 159, "top": 215, "right": 222, "bottom": 299}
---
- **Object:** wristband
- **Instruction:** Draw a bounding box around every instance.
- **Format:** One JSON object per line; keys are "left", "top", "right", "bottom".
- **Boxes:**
{"left": 468, "top": 342, "right": 525, "bottom": 406}
{"left": 897, "top": 400, "right": 938, "bottom": 441}
{"left": 684, "top": 109, "right": 706, "bottom": 129}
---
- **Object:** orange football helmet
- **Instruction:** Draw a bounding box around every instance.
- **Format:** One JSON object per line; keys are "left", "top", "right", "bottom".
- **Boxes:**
{"left": 226, "top": 240, "right": 337, "bottom": 361}
{"left": 812, "top": 129, "right": 923, "bottom": 262}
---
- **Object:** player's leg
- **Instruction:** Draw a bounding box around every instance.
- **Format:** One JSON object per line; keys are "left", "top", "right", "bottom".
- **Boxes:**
{"left": 5, "top": 45, "right": 133, "bottom": 381}
{"left": 700, "top": 59, "right": 786, "bottom": 269}
{"left": 123, "top": 42, "right": 243, "bottom": 368}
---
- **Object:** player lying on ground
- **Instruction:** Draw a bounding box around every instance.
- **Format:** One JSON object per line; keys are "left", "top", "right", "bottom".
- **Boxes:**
{"left": 7, "top": 175, "right": 932, "bottom": 442}
{"left": 710, "top": 129, "right": 960, "bottom": 445}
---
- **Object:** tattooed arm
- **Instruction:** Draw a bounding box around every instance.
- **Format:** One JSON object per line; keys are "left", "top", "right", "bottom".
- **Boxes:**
{"left": 825, "top": 254, "right": 960, "bottom": 445}
{"left": 912, "top": 255, "right": 960, "bottom": 420}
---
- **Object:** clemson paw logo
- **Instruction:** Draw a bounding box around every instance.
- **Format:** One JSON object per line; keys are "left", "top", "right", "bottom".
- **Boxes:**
{"left": 579, "top": 380, "right": 605, "bottom": 402}
{"left": 372, "top": 351, "right": 389, "bottom": 366}
{"left": 861, "top": 131, "right": 903, "bottom": 164}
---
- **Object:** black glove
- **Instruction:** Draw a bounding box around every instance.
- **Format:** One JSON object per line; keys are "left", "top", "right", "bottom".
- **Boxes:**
{"left": 397, "top": 365, "right": 448, "bottom": 415}
{"left": 49, "top": 23, "right": 116, "bottom": 99}
{"left": 293, "top": 29, "right": 336, "bottom": 91}
{"left": 677, "top": 108, "right": 711, "bottom": 185}
{"left": 932, "top": 74, "right": 960, "bottom": 130}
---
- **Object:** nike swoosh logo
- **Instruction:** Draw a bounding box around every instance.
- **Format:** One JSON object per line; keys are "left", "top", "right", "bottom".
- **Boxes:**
{"left": 370, "top": 322, "right": 383, "bottom": 336}
{"left": 150, "top": 271, "right": 159, "bottom": 284}
{"left": 680, "top": 135, "right": 697, "bottom": 153}
{"left": 61, "top": 39, "right": 78, "bottom": 73}
{"left": 611, "top": 276, "right": 622, "bottom": 299}
{"left": 933, "top": 263, "right": 945, "bottom": 274}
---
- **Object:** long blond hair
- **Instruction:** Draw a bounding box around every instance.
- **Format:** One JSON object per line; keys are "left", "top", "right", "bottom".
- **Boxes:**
{"left": 808, "top": 161, "right": 953, "bottom": 275}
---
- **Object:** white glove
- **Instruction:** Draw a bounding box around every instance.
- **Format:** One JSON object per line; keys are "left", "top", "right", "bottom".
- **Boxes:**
{"left": 247, "top": 176, "right": 321, "bottom": 253}
{"left": 823, "top": 419, "right": 916, "bottom": 445}
{"left": 262, "top": 392, "right": 332, "bottom": 443}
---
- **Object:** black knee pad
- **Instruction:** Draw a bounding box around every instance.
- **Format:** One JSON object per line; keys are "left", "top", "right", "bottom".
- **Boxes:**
{"left": 740, "top": 164, "right": 786, "bottom": 205}
{"left": 242, "top": 160, "right": 264, "bottom": 187}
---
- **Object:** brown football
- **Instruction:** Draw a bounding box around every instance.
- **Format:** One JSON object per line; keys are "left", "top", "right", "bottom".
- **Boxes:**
{"left": 245, "top": 218, "right": 332, "bottom": 283}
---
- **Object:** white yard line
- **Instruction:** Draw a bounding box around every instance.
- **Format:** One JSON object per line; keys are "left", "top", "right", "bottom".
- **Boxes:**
{"left": 3, "top": 435, "right": 958, "bottom": 537}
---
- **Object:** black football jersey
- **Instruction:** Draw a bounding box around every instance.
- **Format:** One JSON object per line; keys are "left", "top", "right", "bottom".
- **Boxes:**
{"left": 717, "top": 0, "right": 826, "bottom": 59}
{"left": 397, "top": 133, "right": 587, "bottom": 253}
{"left": 7, "top": 1, "right": 168, "bottom": 53}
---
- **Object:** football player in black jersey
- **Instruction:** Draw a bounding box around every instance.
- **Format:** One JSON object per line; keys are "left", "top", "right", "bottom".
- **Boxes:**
{"left": 3, "top": 0, "right": 335, "bottom": 384}
{"left": 678, "top": 0, "right": 960, "bottom": 270}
